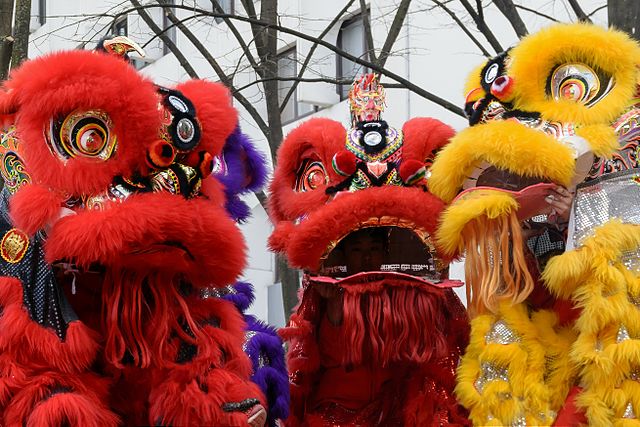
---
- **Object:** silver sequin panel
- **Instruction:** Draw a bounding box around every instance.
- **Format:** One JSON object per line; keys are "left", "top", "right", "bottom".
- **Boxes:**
{"left": 568, "top": 169, "right": 640, "bottom": 249}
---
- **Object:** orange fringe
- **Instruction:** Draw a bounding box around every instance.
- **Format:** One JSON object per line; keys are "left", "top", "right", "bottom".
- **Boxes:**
{"left": 463, "top": 211, "right": 534, "bottom": 317}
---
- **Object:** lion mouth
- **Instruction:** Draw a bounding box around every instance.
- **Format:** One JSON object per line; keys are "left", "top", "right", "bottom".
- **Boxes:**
{"left": 317, "top": 219, "right": 446, "bottom": 283}
{"left": 463, "top": 161, "right": 547, "bottom": 192}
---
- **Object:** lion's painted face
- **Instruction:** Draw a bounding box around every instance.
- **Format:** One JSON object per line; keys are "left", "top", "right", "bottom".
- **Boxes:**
{"left": 428, "top": 23, "right": 640, "bottom": 314}
{"left": 0, "top": 50, "right": 247, "bottom": 288}
{"left": 268, "top": 114, "right": 457, "bottom": 286}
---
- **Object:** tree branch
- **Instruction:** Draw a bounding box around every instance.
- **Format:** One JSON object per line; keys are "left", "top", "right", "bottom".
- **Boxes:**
{"left": 153, "top": 0, "right": 271, "bottom": 139}
{"left": 515, "top": 4, "right": 559, "bottom": 22}
{"left": 279, "top": 0, "right": 355, "bottom": 113}
{"left": 130, "top": 0, "right": 199, "bottom": 78}
{"left": 493, "top": 0, "right": 528, "bottom": 37}
{"left": 567, "top": 0, "right": 592, "bottom": 23}
{"left": 210, "top": 0, "right": 261, "bottom": 73}
{"left": 236, "top": 75, "right": 405, "bottom": 94}
{"left": 457, "top": 0, "right": 504, "bottom": 54}
{"left": 119, "top": 4, "right": 465, "bottom": 117}
{"left": 377, "top": 0, "right": 411, "bottom": 68}
{"left": 359, "top": 0, "right": 377, "bottom": 63}
{"left": 432, "top": 0, "right": 491, "bottom": 57}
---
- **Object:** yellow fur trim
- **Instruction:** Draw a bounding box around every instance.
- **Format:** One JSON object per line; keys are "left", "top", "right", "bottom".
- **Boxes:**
{"left": 436, "top": 189, "right": 517, "bottom": 255}
{"left": 542, "top": 220, "right": 640, "bottom": 425}
{"left": 463, "top": 62, "right": 486, "bottom": 102}
{"left": 508, "top": 23, "right": 640, "bottom": 125}
{"left": 576, "top": 124, "right": 619, "bottom": 158}
{"left": 456, "top": 303, "right": 574, "bottom": 425}
{"left": 429, "top": 120, "right": 574, "bottom": 202}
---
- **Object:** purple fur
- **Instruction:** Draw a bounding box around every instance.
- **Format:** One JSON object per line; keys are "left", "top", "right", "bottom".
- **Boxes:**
{"left": 222, "top": 281, "right": 255, "bottom": 312}
{"left": 215, "top": 127, "right": 268, "bottom": 222}
{"left": 244, "top": 327, "right": 290, "bottom": 425}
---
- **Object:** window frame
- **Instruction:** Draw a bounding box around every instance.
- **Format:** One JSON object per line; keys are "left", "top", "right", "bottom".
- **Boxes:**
{"left": 336, "top": 11, "right": 371, "bottom": 100}
{"left": 277, "top": 46, "right": 317, "bottom": 125}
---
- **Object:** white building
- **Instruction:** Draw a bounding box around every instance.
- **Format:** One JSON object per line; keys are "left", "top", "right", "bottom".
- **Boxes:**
{"left": 27, "top": 0, "right": 608, "bottom": 325}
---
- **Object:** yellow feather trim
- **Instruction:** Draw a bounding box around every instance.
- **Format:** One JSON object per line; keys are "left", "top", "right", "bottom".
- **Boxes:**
{"left": 542, "top": 220, "right": 640, "bottom": 425}
{"left": 463, "top": 62, "right": 486, "bottom": 102}
{"left": 429, "top": 120, "right": 574, "bottom": 203}
{"left": 456, "top": 302, "right": 574, "bottom": 426}
{"left": 508, "top": 23, "right": 640, "bottom": 125}
{"left": 436, "top": 189, "right": 518, "bottom": 255}
{"left": 576, "top": 124, "right": 619, "bottom": 158}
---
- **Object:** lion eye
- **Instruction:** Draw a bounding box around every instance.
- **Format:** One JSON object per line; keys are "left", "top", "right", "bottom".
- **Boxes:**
{"left": 294, "top": 160, "right": 328, "bottom": 192}
{"left": 548, "top": 63, "right": 614, "bottom": 107}
{"left": 46, "top": 109, "right": 117, "bottom": 161}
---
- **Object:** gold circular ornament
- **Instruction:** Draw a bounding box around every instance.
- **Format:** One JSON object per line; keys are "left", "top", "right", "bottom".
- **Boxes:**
{"left": 1, "top": 228, "right": 29, "bottom": 263}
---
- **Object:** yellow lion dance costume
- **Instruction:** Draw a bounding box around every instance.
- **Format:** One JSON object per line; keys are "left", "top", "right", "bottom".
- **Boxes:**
{"left": 430, "top": 23, "right": 640, "bottom": 425}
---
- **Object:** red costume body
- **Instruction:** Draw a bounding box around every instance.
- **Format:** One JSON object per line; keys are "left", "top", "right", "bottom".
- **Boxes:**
{"left": 0, "top": 48, "right": 270, "bottom": 425}
{"left": 269, "top": 75, "right": 469, "bottom": 426}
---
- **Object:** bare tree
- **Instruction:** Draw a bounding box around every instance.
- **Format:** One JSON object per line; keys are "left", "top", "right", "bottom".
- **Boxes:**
{"left": 609, "top": 0, "right": 640, "bottom": 40}
{"left": 0, "top": 0, "right": 14, "bottom": 80}
{"left": 123, "top": 0, "right": 437, "bottom": 317}
{"left": 10, "top": 0, "right": 29, "bottom": 69}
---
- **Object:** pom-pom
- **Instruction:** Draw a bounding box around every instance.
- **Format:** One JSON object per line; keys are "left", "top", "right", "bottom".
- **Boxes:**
{"left": 399, "top": 159, "right": 426, "bottom": 185}
{"left": 332, "top": 150, "right": 357, "bottom": 176}
{"left": 490, "top": 75, "right": 514, "bottom": 101}
{"left": 146, "top": 139, "right": 176, "bottom": 169}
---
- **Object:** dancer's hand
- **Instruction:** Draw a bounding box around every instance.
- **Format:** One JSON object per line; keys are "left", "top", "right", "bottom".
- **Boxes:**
{"left": 545, "top": 185, "right": 574, "bottom": 224}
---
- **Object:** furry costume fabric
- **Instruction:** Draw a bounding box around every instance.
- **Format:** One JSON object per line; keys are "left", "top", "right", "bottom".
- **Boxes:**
{"left": 428, "top": 23, "right": 640, "bottom": 426}
{"left": 0, "top": 48, "right": 280, "bottom": 426}
{"left": 269, "top": 74, "right": 470, "bottom": 426}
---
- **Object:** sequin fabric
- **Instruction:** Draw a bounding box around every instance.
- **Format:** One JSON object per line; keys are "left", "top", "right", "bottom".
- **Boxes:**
{"left": 0, "top": 188, "right": 77, "bottom": 339}
{"left": 474, "top": 362, "right": 509, "bottom": 393}
{"left": 617, "top": 324, "right": 632, "bottom": 343}
{"left": 568, "top": 169, "right": 640, "bottom": 248}
{"left": 623, "top": 402, "right": 637, "bottom": 419}
{"left": 485, "top": 320, "right": 521, "bottom": 345}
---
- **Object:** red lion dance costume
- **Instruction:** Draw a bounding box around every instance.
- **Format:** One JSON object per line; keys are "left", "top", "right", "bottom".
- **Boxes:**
{"left": 270, "top": 74, "right": 469, "bottom": 426}
{"left": 429, "top": 23, "right": 640, "bottom": 425}
{"left": 0, "top": 45, "right": 281, "bottom": 425}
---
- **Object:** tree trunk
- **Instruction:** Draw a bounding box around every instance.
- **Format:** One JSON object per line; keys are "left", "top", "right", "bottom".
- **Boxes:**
{"left": 0, "top": 0, "right": 13, "bottom": 80}
{"left": 256, "top": 0, "right": 300, "bottom": 321}
{"left": 609, "top": 0, "right": 640, "bottom": 41}
{"left": 10, "top": 0, "right": 29, "bottom": 69}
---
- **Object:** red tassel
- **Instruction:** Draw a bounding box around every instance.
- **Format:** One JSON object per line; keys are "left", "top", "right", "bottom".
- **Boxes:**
{"left": 340, "top": 280, "right": 448, "bottom": 366}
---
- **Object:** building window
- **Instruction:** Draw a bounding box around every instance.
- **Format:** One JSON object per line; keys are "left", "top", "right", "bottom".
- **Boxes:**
{"left": 112, "top": 16, "right": 127, "bottom": 37}
{"left": 36, "top": 0, "right": 46, "bottom": 25}
{"left": 336, "top": 13, "right": 370, "bottom": 99}
{"left": 278, "top": 48, "right": 315, "bottom": 124}
{"left": 214, "top": 0, "right": 234, "bottom": 23}
{"left": 30, "top": 0, "right": 46, "bottom": 28}
{"left": 162, "top": 1, "right": 177, "bottom": 56}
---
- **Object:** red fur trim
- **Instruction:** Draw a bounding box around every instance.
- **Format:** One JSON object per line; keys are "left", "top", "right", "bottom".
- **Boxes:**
{"left": 283, "top": 186, "right": 445, "bottom": 270}
{"left": 149, "top": 367, "right": 265, "bottom": 426}
{"left": 44, "top": 193, "right": 245, "bottom": 287}
{"left": 339, "top": 281, "right": 448, "bottom": 366}
{"left": 401, "top": 117, "right": 455, "bottom": 162}
{"left": 4, "top": 371, "right": 116, "bottom": 427}
{"left": 9, "top": 184, "right": 65, "bottom": 235}
{"left": 268, "top": 220, "right": 295, "bottom": 253}
{"left": 0, "top": 354, "right": 28, "bottom": 410}
{"left": 174, "top": 80, "right": 238, "bottom": 157}
{"left": 268, "top": 118, "right": 346, "bottom": 223}
{"left": 0, "top": 278, "right": 98, "bottom": 373}
{"left": 6, "top": 50, "right": 159, "bottom": 195}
